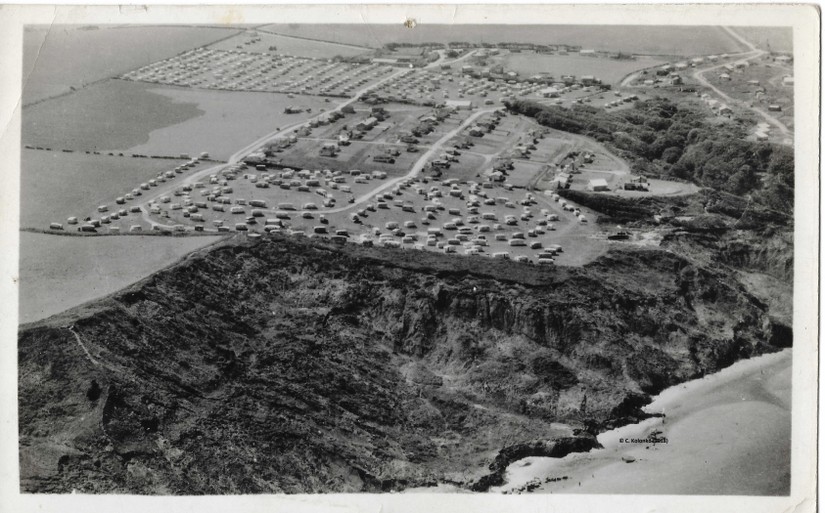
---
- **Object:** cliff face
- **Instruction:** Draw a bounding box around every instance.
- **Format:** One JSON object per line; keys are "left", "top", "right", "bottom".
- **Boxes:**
{"left": 18, "top": 235, "right": 788, "bottom": 494}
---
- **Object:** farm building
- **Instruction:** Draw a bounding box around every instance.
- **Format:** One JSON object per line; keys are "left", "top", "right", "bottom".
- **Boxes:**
{"left": 783, "top": 76, "right": 794, "bottom": 86}
{"left": 587, "top": 178, "right": 609, "bottom": 191}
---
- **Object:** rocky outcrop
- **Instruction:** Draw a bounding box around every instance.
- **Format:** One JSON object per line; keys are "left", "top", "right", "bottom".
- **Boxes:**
{"left": 18, "top": 234, "right": 788, "bottom": 494}
{"left": 471, "top": 435, "right": 601, "bottom": 491}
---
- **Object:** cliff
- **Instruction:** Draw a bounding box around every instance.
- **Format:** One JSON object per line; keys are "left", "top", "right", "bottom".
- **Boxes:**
{"left": 18, "top": 233, "right": 789, "bottom": 494}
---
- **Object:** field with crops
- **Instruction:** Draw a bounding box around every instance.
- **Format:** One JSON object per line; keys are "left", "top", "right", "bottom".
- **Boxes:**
{"left": 261, "top": 24, "right": 747, "bottom": 55}
{"left": 19, "top": 231, "right": 226, "bottom": 324}
{"left": 20, "top": 149, "right": 198, "bottom": 229}
{"left": 23, "top": 25, "right": 240, "bottom": 105}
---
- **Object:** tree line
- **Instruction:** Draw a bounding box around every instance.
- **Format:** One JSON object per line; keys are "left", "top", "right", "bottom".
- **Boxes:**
{"left": 505, "top": 98, "right": 794, "bottom": 213}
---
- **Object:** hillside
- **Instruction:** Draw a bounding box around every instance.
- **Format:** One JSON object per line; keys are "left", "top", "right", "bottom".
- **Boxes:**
{"left": 18, "top": 227, "right": 791, "bottom": 494}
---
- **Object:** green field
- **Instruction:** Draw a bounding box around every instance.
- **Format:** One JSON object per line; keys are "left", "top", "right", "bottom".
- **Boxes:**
{"left": 19, "top": 232, "right": 225, "bottom": 324}
{"left": 261, "top": 24, "right": 747, "bottom": 55}
{"left": 496, "top": 53, "right": 667, "bottom": 85}
{"left": 23, "top": 80, "right": 330, "bottom": 160}
{"left": 20, "top": 149, "right": 193, "bottom": 229}
{"left": 209, "top": 30, "right": 371, "bottom": 59}
{"left": 23, "top": 25, "right": 240, "bottom": 105}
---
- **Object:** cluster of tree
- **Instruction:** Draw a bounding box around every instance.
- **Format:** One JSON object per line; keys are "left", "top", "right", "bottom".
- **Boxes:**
{"left": 505, "top": 98, "right": 794, "bottom": 213}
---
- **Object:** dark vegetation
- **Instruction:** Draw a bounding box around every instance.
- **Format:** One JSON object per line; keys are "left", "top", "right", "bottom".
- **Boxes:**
{"left": 505, "top": 98, "right": 794, "bottom": 213}
{"left": 19, "top": 232, "right": 790, "bottom": 493}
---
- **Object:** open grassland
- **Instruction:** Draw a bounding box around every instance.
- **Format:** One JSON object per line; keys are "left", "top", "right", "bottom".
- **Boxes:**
{"left": 23, "top": 80, "right": 203, "bottom": 153}
{"left": 18, "top": 232, "right": 225, "bottom": 324}
{"left": 23, "top": 25, "right": 240, "bottom": 105}
{"left": 730, "top": 27, "right": 793, "bottom": 53}
{"left": 497, "top": 53, "right": 667, "bottom": 85}
{"left": 261, "top": 24, "right": 746, "bottom": 55}
{"left": 122, "top": 87, "right": 331, "bottom": 160}
{"left": 20, "top": 149, "right": 194, "bottom": 229}
{"left": 210, "top": 30, "right": 372, "bottom": 59}
{"left": 24, "top": 80, "right": 329, "bottom": 160}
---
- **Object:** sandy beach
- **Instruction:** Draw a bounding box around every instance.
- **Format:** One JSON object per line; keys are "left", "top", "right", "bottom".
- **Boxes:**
{"left": 492, "top": 349, "right": 792, "bottom": 495}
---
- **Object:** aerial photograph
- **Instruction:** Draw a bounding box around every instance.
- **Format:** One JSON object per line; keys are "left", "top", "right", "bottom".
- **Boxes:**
{"left": 13, "top": 14, "right": 804, "bottom": 502}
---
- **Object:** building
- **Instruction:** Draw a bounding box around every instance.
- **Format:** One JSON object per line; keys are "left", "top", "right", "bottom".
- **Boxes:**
{"left": 356, "top": 117, "right": 378, "bottom": 130}
{"left": 783, "top": 75, "right": 795, "bottom": 86}
{"left": 540, "top": 86, "right": 561, "bottom": 98}
{"left": 445, "top": 99, "right": 474, "bottom": 110}
{"left": 587, "top": 178, "right": 609, "bottom": 191}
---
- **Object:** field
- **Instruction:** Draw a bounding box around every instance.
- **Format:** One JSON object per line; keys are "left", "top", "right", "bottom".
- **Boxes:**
{"left": 18, "top": 232, "right": 225, "bottom": 324}
{"left": 23, "top": 80, "right": 203, "bottom": 153}
{"left": 23, "top": 25, "right": 240, "bottom": 105}
{"left": 20, "top": 149, "right": 201, "bottom": 229}
{"left": 261, "top": 24, "right": 747, "bottom": 55}
{"left": 23, "top": 80, "right": 330, "bottom": 160}
{"left": 496, "top": 53, "right": 667, "bottom": 85}
{"left": 121, "top": 88, "right": 331, "bottom": 160}
{"left": 730, "top": 27, "right": 793, "bottom": 53}
{"left": 209, "top": 30, "right": 372, "bottom": 59}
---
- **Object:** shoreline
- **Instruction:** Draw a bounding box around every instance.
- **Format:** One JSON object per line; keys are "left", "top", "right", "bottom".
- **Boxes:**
{"left": 492, "top": 348, "right": 792, "bottom": 495}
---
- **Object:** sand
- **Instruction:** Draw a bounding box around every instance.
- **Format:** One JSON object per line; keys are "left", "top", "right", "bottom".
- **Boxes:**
{"left": 493, "top": 349, "right": 792, "bottom": 495}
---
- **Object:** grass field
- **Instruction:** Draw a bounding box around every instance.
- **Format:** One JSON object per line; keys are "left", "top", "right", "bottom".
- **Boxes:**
{"left": 496, "top": 53, "right": 667, "bottom": 85}
{"left": 23, "top": 80, "right": 203, "bottom": 153}
{"left": 19, "top": 232, "right": 225, "bottom": 324}
{"left": 730, "top": 27, "right": 793, "bottom": 53}
{"left": 23, "top": 25, "right": 240, "bottom": 105}
{"left": 23, "top": 80, "right": 330, "bottom": 160}
{"left": 121, "top": 87, "right": 331, "bottom": 160}
{"left": 20, "top": 149, "right": 195, "bottom": 229}
{"left": 209, "top": 30, "right": 371, "bottom": 59}
{"left": 261, "top": 24, "right": 747, "bottom": 55}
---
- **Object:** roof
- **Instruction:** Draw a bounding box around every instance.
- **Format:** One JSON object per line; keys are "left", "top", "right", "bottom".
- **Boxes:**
{"left": 589, "top": 178, "right": 609, "bottom": 187}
